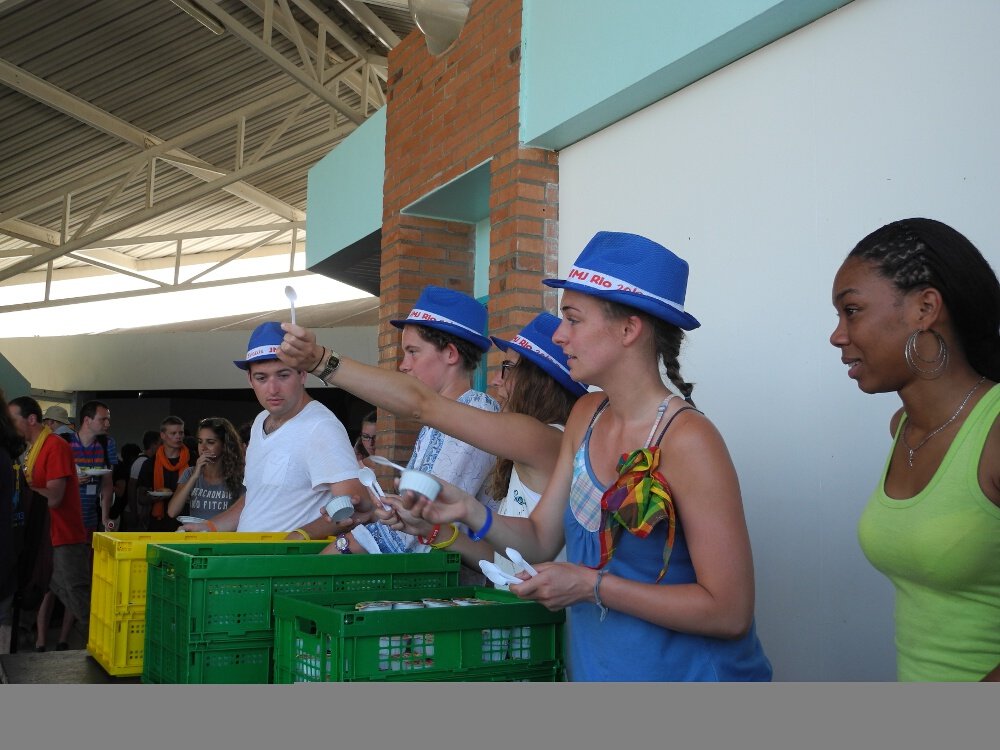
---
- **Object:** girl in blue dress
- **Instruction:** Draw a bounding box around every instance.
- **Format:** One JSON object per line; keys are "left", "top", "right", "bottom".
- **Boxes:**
{"left": 403, "top": 231, "right": 772, "bottom": 681}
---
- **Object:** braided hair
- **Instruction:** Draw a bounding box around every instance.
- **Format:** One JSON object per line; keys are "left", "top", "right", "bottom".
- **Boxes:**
{"left": 601, "top": 300, "right": 696, "bottom": 407}
{"left": 848, "top": 218, "right": 1000, "bottom": 381}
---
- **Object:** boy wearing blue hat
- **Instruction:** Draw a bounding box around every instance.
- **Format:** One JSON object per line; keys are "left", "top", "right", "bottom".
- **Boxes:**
{"left": 291, "top": 286, "right": 499, "bottom": 558}
{"left": 181, "top": 322, "right": 369, "bottom": 539}
{"left": 364, "top": 286, "right": 499, "bottom": 555}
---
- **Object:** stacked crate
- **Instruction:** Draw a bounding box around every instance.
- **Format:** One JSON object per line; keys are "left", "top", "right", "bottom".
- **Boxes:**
{"left": 87, "top": 531, "right": 295, "bottom": 677}
{"left": 140, "top": 542, "right": 463, "bottom": 683}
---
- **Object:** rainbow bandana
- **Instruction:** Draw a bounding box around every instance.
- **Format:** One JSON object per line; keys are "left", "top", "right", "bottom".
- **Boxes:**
{"left": 595, "top": 446, "right": 676, "bottom": 581}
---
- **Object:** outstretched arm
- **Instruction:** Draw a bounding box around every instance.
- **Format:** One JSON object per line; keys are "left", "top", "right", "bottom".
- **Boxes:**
{"left": 277, "top": 323, "right": 563, "bottom": 480}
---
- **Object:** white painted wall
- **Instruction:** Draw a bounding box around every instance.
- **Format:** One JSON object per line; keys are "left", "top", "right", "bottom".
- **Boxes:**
{"left": 558, "top": 0, "right": 1000, "bottom": 681}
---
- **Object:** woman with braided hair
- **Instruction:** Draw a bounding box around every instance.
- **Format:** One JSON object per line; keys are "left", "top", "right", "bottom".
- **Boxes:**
{"left": 398, "top": 231, "right": 772, "bottom": 681}
{"left": 831, "top": 218, "right": 1000, "bottom": 681}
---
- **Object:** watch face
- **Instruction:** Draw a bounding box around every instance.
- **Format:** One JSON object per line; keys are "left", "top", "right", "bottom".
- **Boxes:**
{"left": 336, "top": 535, "right": 350, "bottom": 553}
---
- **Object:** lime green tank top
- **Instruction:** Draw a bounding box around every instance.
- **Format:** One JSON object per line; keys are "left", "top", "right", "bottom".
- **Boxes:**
{"left": 857, "top": 383, "right": 1000, "bottom": 681}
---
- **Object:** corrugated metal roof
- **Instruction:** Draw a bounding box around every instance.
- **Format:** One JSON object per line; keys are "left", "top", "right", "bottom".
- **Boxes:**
{"left": 0, "top": 0, "right": 416, "bottom": 318}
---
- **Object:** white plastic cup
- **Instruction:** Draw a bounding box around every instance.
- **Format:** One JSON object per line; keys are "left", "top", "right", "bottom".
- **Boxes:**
{"left": 324, "top": 494, "right": 354, "bottom": 521}
{"left": 397, "top": 469, "right": 441, "bottom": 501}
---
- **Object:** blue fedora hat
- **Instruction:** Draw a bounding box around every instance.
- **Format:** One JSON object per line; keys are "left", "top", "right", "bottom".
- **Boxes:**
{"left": 389, "top": 285, "right": 492, "bottom": 352}
{"left": 233, "top": 321, "right": 285, "bottom": 370}
{"left": 491, "top": 312, "right": 589, "bottom": 397}
{"left": 543, "top": 231, "right": 700, "bottom": 330}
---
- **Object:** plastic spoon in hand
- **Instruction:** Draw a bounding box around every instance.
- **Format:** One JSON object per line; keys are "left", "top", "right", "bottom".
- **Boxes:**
{"left": 504, "top": 547, "right": 539, "bottom": 577}
{"left": 479, "top": 559, "right": 524, "bottom": 587}
{"left": 358, "top": 466, "right": 392, "bottom": 511}
{"left": 284, "top": 285, "right": 297, "bottom": 324}
{"left": 368, "top": 455, "right": 409, "bottom": 473}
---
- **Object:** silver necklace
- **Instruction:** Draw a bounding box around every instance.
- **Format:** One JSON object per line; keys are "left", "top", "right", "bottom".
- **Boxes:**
{"left": 901, "top": 376, "right": 985, "bottom": 468}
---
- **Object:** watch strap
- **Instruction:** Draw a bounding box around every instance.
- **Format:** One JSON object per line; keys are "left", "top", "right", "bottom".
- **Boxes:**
{"left": 316, "top": 348, "right": 341, "bottom": 383}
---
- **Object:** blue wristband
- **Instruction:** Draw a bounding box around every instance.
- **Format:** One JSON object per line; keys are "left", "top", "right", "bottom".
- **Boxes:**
{"left": 467, "top": 505, "right": 493, "bottom": 541}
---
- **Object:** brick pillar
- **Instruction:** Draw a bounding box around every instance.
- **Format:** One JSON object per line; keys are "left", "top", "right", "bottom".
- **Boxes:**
{"left": 378, "top": 0, "right": 556, "bottom": 464}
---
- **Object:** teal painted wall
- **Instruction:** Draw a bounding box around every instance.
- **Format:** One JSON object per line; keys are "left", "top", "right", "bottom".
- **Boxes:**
{"left": 0, "top": 351, "right": 30, "bottom": 399}
{"left": 521, "top": 0, "right": 853, "bottom": 149}
{"left": 306, "top": 107, "right": 387, "bottom": 267}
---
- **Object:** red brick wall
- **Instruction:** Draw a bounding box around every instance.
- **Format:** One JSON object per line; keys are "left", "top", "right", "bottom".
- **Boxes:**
{"left": 379, "top": 0, "right": 558, "bottom": 463}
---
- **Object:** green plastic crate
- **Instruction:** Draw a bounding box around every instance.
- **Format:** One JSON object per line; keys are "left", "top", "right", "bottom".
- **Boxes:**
{"left": 143, "top": 636, "right": 276, "bottom": 685}
{"left": 142, "top": 543, "right": 461, "bottom": 684}
{"left": 272, "top": 586, "right": 565, "bottom": 683}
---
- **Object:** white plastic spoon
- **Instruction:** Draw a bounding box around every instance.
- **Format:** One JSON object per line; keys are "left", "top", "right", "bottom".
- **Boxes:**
{"left": 504, "top": 547, "right": 539, "bottom": 577}
{"left": 368, "top": 454, "right": 409, "bottom": 473}
{"left": 479, "top": 559, "right": 524, "bottom": 587}
{"left": 284, "top": 285, "right": 297, "bottom": 324}
{"left": 358, "top": 466, "right": 392, "bottom": 510}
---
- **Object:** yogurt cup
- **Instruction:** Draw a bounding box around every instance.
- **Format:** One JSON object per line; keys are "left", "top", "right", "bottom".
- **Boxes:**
{"left": 324, "top": 494, "right": 354, "bottom": 522}
{"left": 397, "top": 469, "right": 441, "bottom": 501}
{"left": 421, "top": 598, "right": 456, "bottom": 608}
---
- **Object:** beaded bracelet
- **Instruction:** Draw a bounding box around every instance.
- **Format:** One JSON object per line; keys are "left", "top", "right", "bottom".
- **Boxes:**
{"left": 417, "top": 524, "right": 442, "bottom": 546}
{"left": 467, "top": 506, "right": 493, "bottom": 541}
{"left": 594, "top": 568, "right": 610, "bottom": 622}
{"left": 430, "top": 524, "right": 460, "bottom": 550}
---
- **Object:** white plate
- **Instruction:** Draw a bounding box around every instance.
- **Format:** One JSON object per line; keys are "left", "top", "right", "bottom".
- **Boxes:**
{"left": 147, "top": 490, "right": 173, "bottom": 498}
{"left": 177, "top": 515, "right": 207, "bottom": 525}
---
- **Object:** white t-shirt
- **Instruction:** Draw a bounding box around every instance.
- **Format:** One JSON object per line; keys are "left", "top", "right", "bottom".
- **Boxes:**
{"left": 129, "top": 454, "right": 149, "bottom": 480}
{"left": 237, "top": 400, "right": 359, "bottom": 532}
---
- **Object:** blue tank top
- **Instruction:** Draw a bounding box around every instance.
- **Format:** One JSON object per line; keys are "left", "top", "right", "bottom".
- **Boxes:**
{"left": 564, "top": 399, "right": 773, "bottom": 681}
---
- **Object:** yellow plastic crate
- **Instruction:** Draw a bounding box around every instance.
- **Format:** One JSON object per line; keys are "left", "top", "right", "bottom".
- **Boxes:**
{"left": 86, "top": 531, "right": 321, "bottom": 677}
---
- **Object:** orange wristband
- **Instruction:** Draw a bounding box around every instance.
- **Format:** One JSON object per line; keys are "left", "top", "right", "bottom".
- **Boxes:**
{"left": 205, "top": 520, "right": 218, "bottom": 532}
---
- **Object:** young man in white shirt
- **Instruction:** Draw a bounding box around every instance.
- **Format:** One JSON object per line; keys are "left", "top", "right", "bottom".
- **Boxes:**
{"left": 182, "top": 322, "right": 370, "bottom": 541}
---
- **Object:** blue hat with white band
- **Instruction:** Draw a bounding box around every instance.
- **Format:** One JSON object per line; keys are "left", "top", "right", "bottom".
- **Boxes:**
{"left": 233, "top": 321, "right": 284, "bottom": 370}
{"left": 390, "top": 285, "right": 492, "bottom": 352}
{"left": 491, "top": 312, "right": 589, "bottom": 397}
{"left": 543, "top": 231, "right": 701, "bottom": 330}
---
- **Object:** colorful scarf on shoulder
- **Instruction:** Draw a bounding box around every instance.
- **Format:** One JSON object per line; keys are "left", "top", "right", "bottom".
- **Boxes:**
{"left": 150, "top": 444, "right": 189, "bottom": 519}
{"left": 594, "top": 446, "right": 676, "bottom": 582}
{"left": 23, "top": 425, "right": 53, "bottom": 488}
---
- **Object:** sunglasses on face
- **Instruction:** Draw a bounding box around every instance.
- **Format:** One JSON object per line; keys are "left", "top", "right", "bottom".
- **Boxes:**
{"left": 500, "top": 360, "right": 519, "bottom": 379}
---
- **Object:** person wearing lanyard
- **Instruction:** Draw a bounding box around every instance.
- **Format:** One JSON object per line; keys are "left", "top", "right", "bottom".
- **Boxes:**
{"left": 65, "top": 400, "right": 117, "bottom": 537}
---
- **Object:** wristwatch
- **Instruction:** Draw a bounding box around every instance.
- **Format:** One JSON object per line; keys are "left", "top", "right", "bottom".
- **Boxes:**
{"left": 315, "top": 348, "right": 341, "bottom": 384}
{"left": 335, "top": 534, "right": 352, "bottom": 554}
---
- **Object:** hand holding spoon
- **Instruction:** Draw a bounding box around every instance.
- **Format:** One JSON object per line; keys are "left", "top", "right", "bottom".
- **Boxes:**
{"left": 358, "top": 466, "right": 392, "bottom": 510}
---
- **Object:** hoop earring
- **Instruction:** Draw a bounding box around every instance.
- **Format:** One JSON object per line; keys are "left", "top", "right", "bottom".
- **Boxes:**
{"left": 904, "top": 328, "right": 948, "bottom": 379}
